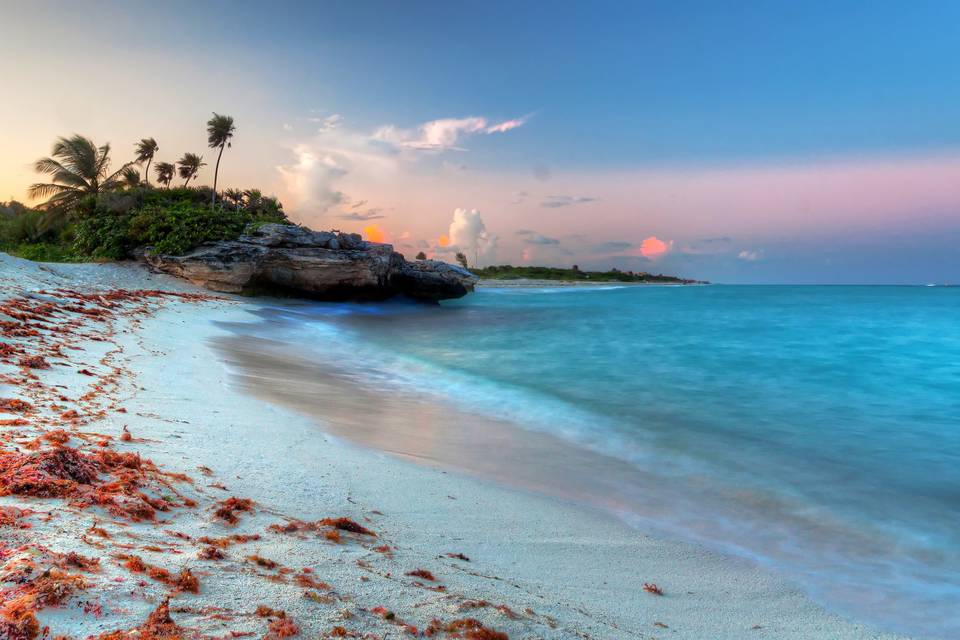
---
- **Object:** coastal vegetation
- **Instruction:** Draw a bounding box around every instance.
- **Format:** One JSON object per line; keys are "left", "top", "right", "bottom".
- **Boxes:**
{"left": 472, "top": 264, "right": 703, "bottom": 284}
{"left": 0, "top": 114, "right": 289, "bottom": 262}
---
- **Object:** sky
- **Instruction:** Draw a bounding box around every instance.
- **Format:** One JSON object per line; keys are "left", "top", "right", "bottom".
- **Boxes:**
{"left": 1, "top": 0, "right": 959, "bottom": 283}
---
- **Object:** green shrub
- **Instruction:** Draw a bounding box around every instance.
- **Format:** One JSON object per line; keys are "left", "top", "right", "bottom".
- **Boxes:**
{"left": 128, "top": 201, "right": 252, "bottom": 256}
{"left": 73, "top": 212, "right": 131, "bottom": 260}
{"left": 0, "top": 209, "right": 44, "bottom": 244}
{"left": 5, "top": 242, "right": 82, "bottom": 263}
{"left": 3, "top": 188, "right": 291, "bottom": 262}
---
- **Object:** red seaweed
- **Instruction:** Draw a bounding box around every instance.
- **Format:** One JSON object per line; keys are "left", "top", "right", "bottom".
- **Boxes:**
{"left": 405, "top": 569, "right": 436, "bottom": 581}
{"left": 213, "top": 497, "right": 255, "bottom": 525}
{"left": 317, "top": 517, "right": 375, "bottom": 536}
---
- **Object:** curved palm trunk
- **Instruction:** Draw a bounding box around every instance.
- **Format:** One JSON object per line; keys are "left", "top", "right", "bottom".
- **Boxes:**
{"left": 211, "top": 144, "right": 225, "bottom": 209}
{"left": 144, "top": 157, "right": 152, "bottom": 186}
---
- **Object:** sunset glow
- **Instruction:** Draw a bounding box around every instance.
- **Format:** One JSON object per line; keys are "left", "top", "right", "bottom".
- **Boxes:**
{"left": 362, "top": 224, "right": 387, "bottom": 243}
{"left": 1, "top": 2, "right": 958, "bottom": 283}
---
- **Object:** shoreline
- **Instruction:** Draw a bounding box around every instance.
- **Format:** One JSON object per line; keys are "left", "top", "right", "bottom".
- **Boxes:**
{"left": 476, "top": 278, "right": 701, "bottom": 288}
{"left": 0, "top": 254, "right": 907, "bottom": 639}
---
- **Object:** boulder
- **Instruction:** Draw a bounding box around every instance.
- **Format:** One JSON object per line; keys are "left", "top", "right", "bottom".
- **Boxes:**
{"left": 393, "top": 259, "right": 477, "bottom": 301}
{"left": 144, "top": 224, "right": 477, "bottom": 302}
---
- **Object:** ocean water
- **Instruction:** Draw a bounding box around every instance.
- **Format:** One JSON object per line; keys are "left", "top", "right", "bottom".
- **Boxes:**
{"left": 216, "top": 285, "right": 960, "bottom": 638}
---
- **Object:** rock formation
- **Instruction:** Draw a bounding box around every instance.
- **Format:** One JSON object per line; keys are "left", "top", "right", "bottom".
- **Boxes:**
{"left": 144, "top": 224, "right": 476, "bottom": 302}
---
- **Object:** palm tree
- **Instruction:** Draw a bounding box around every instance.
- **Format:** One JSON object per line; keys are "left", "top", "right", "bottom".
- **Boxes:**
{"left": 222, "top": 188, "right": 244, "bottom": 211}
{"left": 28, "top": 134, "right": 132, "bottom": 216}
{"left": 154, "top": 162, "right": 175, "bottom": 188}
{"left": 134, "top": 138, "right": 159, "bottom": 186}
{"left": 242, "top": 188, "right": 262, "bottom": 211}
{"left": 177, "top": 153, "right": 205, "bottom": 187}
{"left": 120, "top": 166, "right": 142, "bottom": 188}
{"left": 206, "top": 113, "right": 235, "bottom": 207}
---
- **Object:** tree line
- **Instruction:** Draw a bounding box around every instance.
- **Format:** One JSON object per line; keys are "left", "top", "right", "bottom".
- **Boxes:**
{"left": 27, "top": 113, "right": 236, "bottom": 226}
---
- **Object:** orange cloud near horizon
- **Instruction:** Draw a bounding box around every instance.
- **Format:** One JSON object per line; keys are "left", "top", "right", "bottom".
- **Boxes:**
{"left": 639, "top": 236, "right": 671, "bottom": 259}
{"left": 362, "top": 224, "right": 387, "bottom": 243}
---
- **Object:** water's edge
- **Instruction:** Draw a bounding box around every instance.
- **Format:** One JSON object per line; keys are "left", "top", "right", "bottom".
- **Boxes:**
{"left": 210, "top": 286, "right": 960, "bottom": 639}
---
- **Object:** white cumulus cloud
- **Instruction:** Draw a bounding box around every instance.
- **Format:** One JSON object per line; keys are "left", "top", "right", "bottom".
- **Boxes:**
{"left": 444, "top": 208, "right": 498, "bottom": 264}
{"left": 276, "top": 144, "right": 348, "bottom": 215}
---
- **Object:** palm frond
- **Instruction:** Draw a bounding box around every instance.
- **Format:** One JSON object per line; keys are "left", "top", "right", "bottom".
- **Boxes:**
{"left": 33, "top": 159, "right": 88, "bottom": 189}
{"left": 207, "top": 113, "right": 236, "bottom": 148}
{"left": 135, "top": 137, "right": 158, "bottom": 162}
{"left": 33, "top": 157, "right": 69, "bottom": 176}
{"left": 27, "top": 182, "right": 75, "bottom": 200}
{"left": 102, "top": 161, "right": 136, "bottom": 186}
{"left": 54, "top": 135, "right": 99, "bottom": 179}
{"left": 177, "top": 153, "right": 205, "bottom": 179}
{"left": 95, "top": 143, "right": 112, "bottom": 178}
{"left": 29, "top": 134, "right": 120, "bottom": 208}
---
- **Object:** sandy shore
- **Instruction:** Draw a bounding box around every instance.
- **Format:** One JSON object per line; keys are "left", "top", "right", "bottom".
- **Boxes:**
{"left": 0, "top": 253, "right": 905, "bottom": 639}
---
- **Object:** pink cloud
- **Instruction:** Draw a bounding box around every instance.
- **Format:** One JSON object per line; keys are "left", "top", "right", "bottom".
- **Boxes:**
{"left": 639, "top": 236, "right": 672, "bottom": 259}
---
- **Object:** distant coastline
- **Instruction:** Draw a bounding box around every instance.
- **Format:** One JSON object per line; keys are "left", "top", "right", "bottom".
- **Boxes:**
{"left": 470, "top": 264, "right": 705, "bottom": 285}
{"left": 476, "top": 277, "right": 705, "bottom": 287}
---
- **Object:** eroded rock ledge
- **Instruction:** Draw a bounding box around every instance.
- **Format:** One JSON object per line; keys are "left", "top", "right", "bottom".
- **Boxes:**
{"left": 144, "top": 224, "right": 476, "bottom": 302}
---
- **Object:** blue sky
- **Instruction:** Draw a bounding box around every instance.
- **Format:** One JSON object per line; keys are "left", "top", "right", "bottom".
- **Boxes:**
{"left": 2, "top": 1, "right": 960, "bottom": 282}
{"left": 202, "top": 1, "right": 960, "bottom": 164}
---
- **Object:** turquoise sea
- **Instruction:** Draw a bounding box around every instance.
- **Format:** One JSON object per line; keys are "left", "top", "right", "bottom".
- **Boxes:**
{"left": 219, "top": 285, "right": 960, "bottom": 638}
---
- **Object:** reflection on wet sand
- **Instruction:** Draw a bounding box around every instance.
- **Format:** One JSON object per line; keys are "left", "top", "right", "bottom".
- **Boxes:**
{"left": 211, "top": 333, "right": 657, "bottom": 517}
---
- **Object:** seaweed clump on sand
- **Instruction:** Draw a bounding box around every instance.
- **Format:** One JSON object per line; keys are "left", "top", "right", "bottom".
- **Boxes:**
{"left": 268, "top": 517, "right": 376, "bottom": 546}
{"left": 425, "top": 618, "right": 510, "bottom": 640}
{"left": 256, "top": 606, "right": 300, "bottom": 638}
{"left": 0, "top": 444, "right": 193, "bottom": 522}
{"left": 0, "top": 548, "right": 89, "bottom": 640}
{"left": 405, "top": 568, "right": 436, "bottom": 581}
{"left": 117, "top": 554, "right": 199, "bottom": 593}
{"left": 93, "top": 598, "right": 185, "bottom": 640}
{"left": 0, "top": 446, "right": 98, "bottom": 498}
{"left": 213, "top": 496, "right": 255, "bottom": 524}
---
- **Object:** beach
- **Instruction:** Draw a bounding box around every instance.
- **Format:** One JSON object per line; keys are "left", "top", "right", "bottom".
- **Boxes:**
{"left": 0, "top": 254, "right": 909, "bottom": 639}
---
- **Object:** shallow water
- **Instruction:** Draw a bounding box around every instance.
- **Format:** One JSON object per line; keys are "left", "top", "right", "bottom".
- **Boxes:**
{"left": 214, "top": 285, "right": 960, "bottom": 638}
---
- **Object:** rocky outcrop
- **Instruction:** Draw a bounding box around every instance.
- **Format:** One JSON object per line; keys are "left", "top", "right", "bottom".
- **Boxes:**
{"left": 143, "top": 224, "right": 477, "bottom": 302}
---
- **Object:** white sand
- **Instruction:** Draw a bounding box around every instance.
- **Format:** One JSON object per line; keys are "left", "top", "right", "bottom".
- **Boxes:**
{"left": 0, "top": 253, "right": 906, "bottom": 639}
